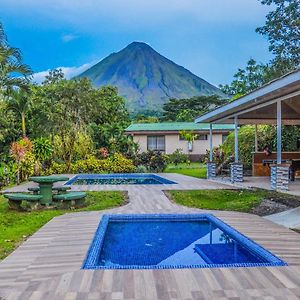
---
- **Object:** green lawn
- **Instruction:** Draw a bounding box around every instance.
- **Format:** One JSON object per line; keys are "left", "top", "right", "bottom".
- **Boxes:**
{"left": 166, "top": 189, "right": 268, "bottom": 212}
{"left": 0, "top": 191, "right": 125, "bottom": 260}
{"left": 165, "top": 162, "right": 207, "bottom": 179}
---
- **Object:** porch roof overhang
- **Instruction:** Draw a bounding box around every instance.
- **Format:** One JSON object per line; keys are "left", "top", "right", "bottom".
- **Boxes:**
{"left": 195, "top": 68, "right": 300, "bottom": 125}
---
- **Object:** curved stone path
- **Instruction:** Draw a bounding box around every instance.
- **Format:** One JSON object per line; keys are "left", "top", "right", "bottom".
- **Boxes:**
{"left": 1, "top": 173, "right": 300, "bottom": 299}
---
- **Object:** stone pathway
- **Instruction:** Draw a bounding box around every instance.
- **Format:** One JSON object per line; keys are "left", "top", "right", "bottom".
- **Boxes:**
{"left": 1, "top": 173, "right": 300, "bottom": 299}
{"left": 265, "top": 207, "right": 300, "bottom": 229}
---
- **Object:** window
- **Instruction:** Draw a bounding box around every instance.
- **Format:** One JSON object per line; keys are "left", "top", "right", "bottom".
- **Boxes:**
{"left": 197, "top": 134, "right": 208, "bottom": 141}
{"left": 179, "top": 134, "right": 207, "bottom": 141}
{"left": 147, "top": 136, "right": 165, "bottom": 151}
{"left": 222, "top": 134, "right": 229, "bottom": 143}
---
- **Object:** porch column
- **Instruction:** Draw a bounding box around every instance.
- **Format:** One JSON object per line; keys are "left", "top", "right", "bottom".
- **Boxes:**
{"left": 254, "top": 124, "right": 258, "bottom": 152}
{"left": 207, "top": 123, "right": 216, "bottom": 179}
{"left": 234, "top": 116, "right": 239, "bottom": 163}
{"left": 277, "top": 100, "right": 282, "bottom": 164}
{"left": 230, "top": 116, "right": 243, "bottom": 183}
{"left": 271, "top": 100, "right": 289, "bottom": 191}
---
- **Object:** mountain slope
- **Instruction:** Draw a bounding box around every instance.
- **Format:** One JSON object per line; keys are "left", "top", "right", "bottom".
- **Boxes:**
{"left": 77, "top": 42, "right": 225, "bottom": 113}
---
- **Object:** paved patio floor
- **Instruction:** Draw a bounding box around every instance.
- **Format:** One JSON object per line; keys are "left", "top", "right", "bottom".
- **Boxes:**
{"left": 1, "top": 173, "right": 300, "bottom": 299}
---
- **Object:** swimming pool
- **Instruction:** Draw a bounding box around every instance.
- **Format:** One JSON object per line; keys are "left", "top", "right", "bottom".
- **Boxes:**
{"left": 66, "top": 174, "right": 176, "bottom": 185}
{"left": 82, "top": 214, "right": 287, "bottom": 269}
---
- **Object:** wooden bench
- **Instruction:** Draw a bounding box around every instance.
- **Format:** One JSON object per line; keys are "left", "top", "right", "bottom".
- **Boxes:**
{"left": 53, "top": 192, "right": 87, "bottom": 208}
{"left": 4, "top": 193, "right": 43, "bottom": 210}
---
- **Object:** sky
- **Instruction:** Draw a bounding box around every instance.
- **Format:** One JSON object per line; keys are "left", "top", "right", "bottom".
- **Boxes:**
{"left": 1, "top": 0, "right": 273, "bottom": 86}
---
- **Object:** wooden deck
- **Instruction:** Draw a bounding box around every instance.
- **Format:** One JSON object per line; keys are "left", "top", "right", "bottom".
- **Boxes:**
{"left": 1, "top": 173, "right": 300, "bottom": 299}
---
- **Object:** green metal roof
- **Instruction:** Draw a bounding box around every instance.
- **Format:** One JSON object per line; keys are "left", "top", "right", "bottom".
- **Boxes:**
{"left": 125, "top": 122, "right": 235, "bottom": 132}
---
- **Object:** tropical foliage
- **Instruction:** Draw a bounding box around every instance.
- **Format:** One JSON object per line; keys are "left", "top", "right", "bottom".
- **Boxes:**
{"left": 222, "top": 125, "right": 300, "bottom": 168}
{"left": 0, "top": 23, "right": 32, "bottom": 96}
{"left": 167, "top": 149, "right": 189, "bottom": 166}
{"left": 221, "top": 0, "right": 299, "bottom": 97}
{"left": 0, "top": 23, "right": 139, "bottom": 186}
{"left": 134, "top": 151, "right": 168, "bottom": 172}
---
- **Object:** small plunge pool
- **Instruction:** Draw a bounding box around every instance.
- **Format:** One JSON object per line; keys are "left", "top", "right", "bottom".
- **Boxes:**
{"left": 66, "top": 174, "right": 177, "bottom": 185}
{"left": 82, "top": 214, "right": 287, "bottom": 270}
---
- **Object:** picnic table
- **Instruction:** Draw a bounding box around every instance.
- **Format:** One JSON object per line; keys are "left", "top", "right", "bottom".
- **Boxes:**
{"left": 29, "top": 176, "right": 69, "bottom": 205}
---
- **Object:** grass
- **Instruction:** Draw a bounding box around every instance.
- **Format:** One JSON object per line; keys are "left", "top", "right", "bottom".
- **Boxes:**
{"left": 166, "top": 189, "right": 269, "bottom": 212}
{"left": 0, "top": 191, "right": 126, "bottom": 260}
{"left": 165, "top": 162, "right": 207, "bottom": 179}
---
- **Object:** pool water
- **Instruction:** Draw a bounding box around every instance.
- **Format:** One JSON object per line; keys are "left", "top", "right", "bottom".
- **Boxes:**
{"left": 82, "top": 214, "right": 287, "bottom": 269}
{"left": 66, "top": 174, "right": 176, "bottom": 185}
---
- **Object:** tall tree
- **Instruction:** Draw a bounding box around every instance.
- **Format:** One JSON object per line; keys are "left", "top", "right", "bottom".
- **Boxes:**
{"left": 220, "top": 59, "right": 269, "bottom": 97}
{"left": 256, "top": 0, "right": 300, "bottom": 68}
{"left": 222, "top": 0, "right": 300, "bottom": 98}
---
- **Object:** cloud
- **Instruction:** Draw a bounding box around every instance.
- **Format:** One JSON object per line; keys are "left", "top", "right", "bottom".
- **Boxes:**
{"left": 61, "top": 34, "right": 78, "bottom": 43}
{"left": 2, "top": 0, "right": 271, "bottom": 29}
{"left": 31, "top": 62, "right": 95, "bottom": 84}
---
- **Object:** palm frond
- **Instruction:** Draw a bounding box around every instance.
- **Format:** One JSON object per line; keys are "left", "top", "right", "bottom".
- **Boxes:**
{"left": 0, "top": 22, "right": 7, "bottom": 46}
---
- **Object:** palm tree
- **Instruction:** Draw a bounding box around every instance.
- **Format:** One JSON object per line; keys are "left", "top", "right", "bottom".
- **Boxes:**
{"left": 0, "top": 22, "right": 6, "bottom": 45}
{"left": 0, "top": 22, "right": 32, "bottom": 95}
{"left": 179, "top": 130, "right": 198, "bottom": 152}
{"left": 6, "top": 89, "right": 31, "bottom": 137}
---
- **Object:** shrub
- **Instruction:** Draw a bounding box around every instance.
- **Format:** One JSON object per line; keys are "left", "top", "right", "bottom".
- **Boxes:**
{"left": 135, "top": 151, "right": 167, "bottom": 172}
{"left": 33, "top": 137, "right": 53, "bottom": 162}
{"left": 0, "top": 162, "right": 17, "bottom": 188}
{"left": 10, "top": 137, "right": 33, "bottom": 184}
{"left": 44, "top": 153, "right": 135, "bottom": 175}
{"left": 108, "top": 153, "right": 136, "bottom": 173}
{"left": 135, "top": 165, "right": 148, "bottom": 173}
{"left": 20, "top": 152, "right": 35, "bottom": 180}
{"left": 168, "top": 149, "right": 189, "bottom": 165}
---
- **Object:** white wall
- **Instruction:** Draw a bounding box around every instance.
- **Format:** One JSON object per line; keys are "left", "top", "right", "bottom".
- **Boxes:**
{"left": 132, "top": 133, "right": 225, "bottom": 155}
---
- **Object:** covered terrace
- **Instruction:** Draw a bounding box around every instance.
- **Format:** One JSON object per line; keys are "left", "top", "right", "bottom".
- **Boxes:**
{"left": 195, "top": 68, "right": 300, "bottom": 192}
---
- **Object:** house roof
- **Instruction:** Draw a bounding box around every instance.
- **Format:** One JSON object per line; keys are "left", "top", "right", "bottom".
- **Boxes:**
{"left": 125, "top": 122, "right": 235, "bottom": 133}
{"left": 195, "top": 68, "right": 300, "bottom": 125}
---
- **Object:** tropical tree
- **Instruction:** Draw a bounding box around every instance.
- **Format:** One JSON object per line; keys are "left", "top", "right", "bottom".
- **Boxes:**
{"left": 222, "top": 0, "right": 300, "bottom": 98}
{"left": 256, "top": 0, "right": 300, "bottom": 69}
{"left": 6, "top": 89, "right": 31, "bottom": 137}
{"left": 0, "top": 22, "right": 6, "bottom": 46}
{"left": 220, "top": 59, "right": 269, "bottom": 98}
{"left": 0, "top": 22, "right": 32, "bottom": 96}
{"left": 179, "top": 130, "right": 198, "bottom": 152}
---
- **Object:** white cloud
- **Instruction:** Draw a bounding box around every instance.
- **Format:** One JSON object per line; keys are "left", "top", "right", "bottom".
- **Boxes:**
{"left": 2, "top": 0, "right": 272, "bottom": 28}
{"left": 61, "top": 34, "right": 78, "bottom": 43}
{"left": 31, "top": 62, "right": 95, "bottom": 84}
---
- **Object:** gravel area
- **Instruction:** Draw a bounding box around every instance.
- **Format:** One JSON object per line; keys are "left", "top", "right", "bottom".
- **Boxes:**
{"left": 250, "top": 191, "right": 300, "bottom": 216}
